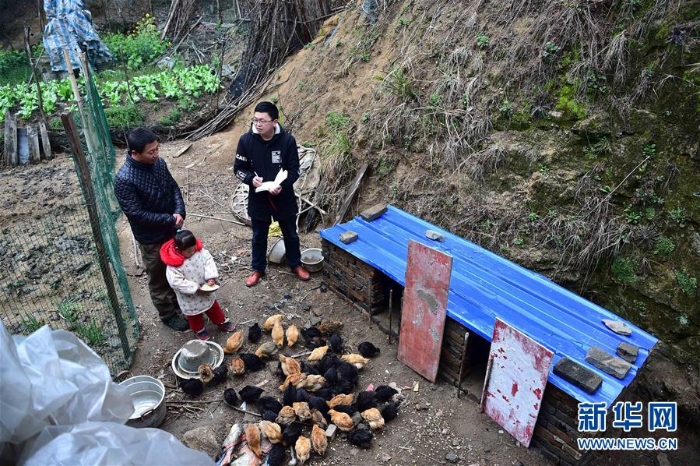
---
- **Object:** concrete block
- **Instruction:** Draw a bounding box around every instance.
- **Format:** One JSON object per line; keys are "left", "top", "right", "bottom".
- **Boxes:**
{"left": 325, "top": 423, "right": 338, "bottom": 441}
{"left": 339, "top": 231, "right": 358, "bottom": 244}
{"left": 602, "top": 319, "right": 632, "bottom": 336}
{"left": 616, "top": 342, "right": 639, "bottom": 364}
{"left": 425, "top": 229, "right": 445, "bottom": 241}
{"left": 553, "top": 358, "right": 603, "bottom": 394}
{"left": 585, "top": 346, "right": 632, "bottom": 380}
{"left": 359, "top": 204, "right": 387, "bottom": 221}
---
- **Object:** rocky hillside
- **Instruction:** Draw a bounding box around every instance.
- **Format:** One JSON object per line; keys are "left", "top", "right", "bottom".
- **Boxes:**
{"left": 241, "top": 0, "right": 699, "bottom": 416}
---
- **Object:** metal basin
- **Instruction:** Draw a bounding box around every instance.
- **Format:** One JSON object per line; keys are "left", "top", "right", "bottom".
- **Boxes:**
{"left": 119, "top": 375, "right": 166, "bottom": 428}
{"left": 301, "top": 248, "right": 324, "bottom": 272}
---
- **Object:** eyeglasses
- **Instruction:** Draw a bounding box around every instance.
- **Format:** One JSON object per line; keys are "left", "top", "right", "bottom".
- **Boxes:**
{"left": 252, "top": 118, "right": 273, "bottom": 125}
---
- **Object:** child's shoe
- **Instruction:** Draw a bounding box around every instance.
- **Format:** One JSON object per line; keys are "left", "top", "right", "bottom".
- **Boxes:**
{"left": 194, "top": 328, "right": 210, "bottom": 341}
{"left": 218, "top": 320, "right": 235, "bottom": 332}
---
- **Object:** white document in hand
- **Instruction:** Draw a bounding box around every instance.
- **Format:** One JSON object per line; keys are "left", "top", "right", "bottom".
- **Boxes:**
{"left": 255, "top": 168, "right": 288, "bottom": 193}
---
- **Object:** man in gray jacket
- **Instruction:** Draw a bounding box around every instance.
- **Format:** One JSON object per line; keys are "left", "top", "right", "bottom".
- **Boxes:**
{"left": 114, "top": 128, "right": 188, "bottom": 331}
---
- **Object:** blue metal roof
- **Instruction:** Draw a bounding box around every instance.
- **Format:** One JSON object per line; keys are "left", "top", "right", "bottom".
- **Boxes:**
{"left": 319, "top": 205, "right": 658, "bottom": 406}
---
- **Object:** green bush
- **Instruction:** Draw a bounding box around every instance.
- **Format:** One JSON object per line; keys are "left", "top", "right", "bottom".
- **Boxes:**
{"left": 103, "top": 14, "right": 169, "bottom": 70}
{"left": 104, "top": 103, "right": 144, "bottom": 128}
{"left": 653, "top": 236, "right": 675, "bottom": 256}
{"left": 612, "top": 257, "right": 637, "bottom": 284}
{"left": 675, "top": 270, "right": 697, "bottom": 297}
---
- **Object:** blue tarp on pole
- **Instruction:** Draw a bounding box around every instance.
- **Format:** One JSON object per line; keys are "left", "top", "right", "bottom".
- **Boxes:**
{"left": 42, "top": 0, "right": 113, "bottom": 71}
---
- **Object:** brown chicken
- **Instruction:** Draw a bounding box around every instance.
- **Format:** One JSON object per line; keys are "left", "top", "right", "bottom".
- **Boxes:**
{"left": 303, "top": 374, "right": 326, "bottom": 392}
{"left": 198, "top": 363, "right": 214, "bottom": 384}
{"left": 262, "top": 314, "right": 285, "bottom": 332}
{"left": 307, "top": 345, "right": 328, "bottom": 362}
{"left": 280, "top": 372, "right": 307, "bottom": 391}
{"left": 272, "top": 321, "right": 285, "bottom": 348}
{"left": 341, "top": 353, "right": 370, "bottom": 369}
{"left": 286, "top": 324, "right": 299, "bottom": 347}
{"left": 224, "top": 330, "right": 245, "bottom": 354}
{"left": 276, "top": 405, "right": 297, "bottom": 426}
{"left": 228, "top": 357, "right": 246, "bottom": 376}
{"left": 361, "top": 408, "right": 385, "bottom": 430}
{"left": 310, "top": 409, "right": 327, "bottom": 428}
{"left": 245, "top": 423, "right": 262, "bottom": 457}
{"left": 255, "top": 341, "right": 279, "bottom": 359}
{"left": 295, "top": 435, "right": 311, "bottom": 465}
{"left": 328, "top": 409, "right": 355, "bottom": 432}
{"left": 328, "top": 393, "right": 355, "bottom": 409}
{"left": 292, "top": 401, "right": 312, "bottom": 422}
{"left": 317, "top": 319, "right": 343, "bottom": 336}
{"left": 279, "top": 354, "right": 301, "bottom": 376}
{"left": 311, "top": 424, "right": 328, "bottom": 456}
{"left": 258, "top": 420, "right": 283, "bottom": 444}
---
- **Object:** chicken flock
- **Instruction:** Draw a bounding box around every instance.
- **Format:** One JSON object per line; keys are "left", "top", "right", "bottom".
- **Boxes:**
{"left": 177, "top": 313, "right": 402, "bottom": 465}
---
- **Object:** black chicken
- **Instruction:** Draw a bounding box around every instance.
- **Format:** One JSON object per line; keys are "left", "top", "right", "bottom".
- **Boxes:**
{"left": 333, "top": 378, "right": 355, "bottom": 395}
{"left": 295, "top": 387, "right": 310, "bottom": 403}
{"left": 356, "top": 391, "right": 378, "bottom": 412}
{"left": 316, "top": 354, "right": 338, "bottom": 375}
{"left": 381, "top": 401, "right": 399, "bottom": 422}
{"left": 257, "top": 396, "right": 283, "bottom": 414}
{"left": 239, "top": 385, "right": 264, "bottom": 402}
{"left": 357, "top": 341, "right": 380, "bottom": 358}
{"left": 300, "top": 361, "right": 319, "bottom": 375}
{"left": 314, "top": 388, "right": 333, "bottom": 400}
{"left": 180, "top": 378, "right": 204, "bottom": 397}
{"left": 262, "top": 410, "right": 278, "bottom": 421}
{"left": 336, "top": 361, "right": 359, "bottom": 386}
{"left": 239, "top": 353, "right": 265, "bottom": 371}
{"left": 332, "top": 403, "right": 357, "bottom": 416}
{"left": 348, "top": 428, "right": 373, "bottom": 449}
{"left": 308, "top": 395, "right": 329, "bottom": 415}
{"left": 329, "top": 331, "right": 343, "bottom": 354}
{"left": 223, "top": 387, "right": 239, "bottom": 407}
{"left": 281, "top": 422, "right": 303, "bottom": 447}
{"left": 374, "top": 385, "right": 399, "bottom": 403}
{"left": 210, "top": 365, "right": 228, "bottom": 386}
{"left": 323, "top": 366, "right": 338, "bottom": 385}
{"left": 283, "top": 384, "right": 297, "bottom": 407}
{"left": 248, "top": 322, "right": 262, "bottom": 343}
{"left": 267, "top": 443, "right": 286, "bottom": 466}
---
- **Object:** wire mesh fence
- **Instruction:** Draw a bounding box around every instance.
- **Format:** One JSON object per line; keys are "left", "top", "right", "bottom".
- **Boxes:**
{"left": 0, "top": 55, "right": 139, "bottom": 375}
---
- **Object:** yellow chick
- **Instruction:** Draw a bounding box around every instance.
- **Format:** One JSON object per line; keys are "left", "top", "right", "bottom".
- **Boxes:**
{"left": 224, "top": 330, "right": 244, "bottom": 354}
{"left": 262, "top": 314, "right": 285, "bottom": 332}
{"left": 341, "top": 353, "right": 370, "bottom": 369}
{"left": 255, "top": 341, "right": 279, "bottom": 359}
{"left": 311, "top": 424, "right": 328, "bottom": 456}
{"left": 328, "top": 393, "right": 355, "bottom": 409}
{"left": 272, "top": 320, "right": 285, "bottom": 348}
{"left": 303, "top": 374, "right": 326, "bottom": 392}
{"left": 295, "top": 435, "right": 311, "bottom": 465}
{"left": 328, "top": 409, "right": 355, "bottom": 432}
{"left": 308, "top": 345, "right": 328, "bottom": 362}
{"left": 276, "top": 405, "right": 297, "bottom": 426}
{"left": 286, "top": 324, "right": 299, "bottom": 347}
{"left": 245, "top": 423, "right": 261, "bottom": 457}
{"left": 279, "top": 354, "right": 301, "bottom": 376}
{"left": 228, "top": 357, "right": 246, "bottom": 376}
{"left": 258, "top": 420, "right": 283, "bottom": 444}
{"left": 292, "top": 401, "right": 312, "bottom": 422}
{"left": 361, "top": 408, "right": 385, "bottom": 430}
{"left": 280, "top": 372, "right": 307, "bottom": 391}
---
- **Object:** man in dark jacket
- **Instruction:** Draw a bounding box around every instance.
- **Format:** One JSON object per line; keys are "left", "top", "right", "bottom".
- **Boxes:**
{"left": 114, "top": 128, "right": 189, "bottom": 331}
{"left": 234, "top": 101, "right": 310, "bottom": 287}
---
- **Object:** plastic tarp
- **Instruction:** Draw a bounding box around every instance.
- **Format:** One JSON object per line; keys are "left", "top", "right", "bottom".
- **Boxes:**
{"left": 0, "top": 321, "right": 214, "bottom": 465}
{"left": 42, "top": 0, "right": 114, "bottom": 71}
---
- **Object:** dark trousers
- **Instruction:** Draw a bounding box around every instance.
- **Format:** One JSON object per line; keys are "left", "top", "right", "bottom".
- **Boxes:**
{"left": 139, "top": 241, "right": 181, "bottom": 320}
{"left": 251, "top": 216, "right": 302, "bottom": 272}
{"left": 185, "top": 301, "right": 226, "bottom": 333}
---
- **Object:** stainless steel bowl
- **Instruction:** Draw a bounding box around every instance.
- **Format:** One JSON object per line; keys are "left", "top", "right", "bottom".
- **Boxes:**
{"left": 119, "top": 375, "right": 166, "bottom": 428}
{"left": 301, "top": 248, "right": 324, "bottom": 272}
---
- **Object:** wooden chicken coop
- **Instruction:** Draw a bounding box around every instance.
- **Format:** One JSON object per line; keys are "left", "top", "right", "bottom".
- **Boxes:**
{"left": 319, "top": 205, "right": 658, "bottom": 465}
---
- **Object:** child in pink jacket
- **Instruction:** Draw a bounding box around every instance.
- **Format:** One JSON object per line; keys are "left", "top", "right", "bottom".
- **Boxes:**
{"left": 160, "top": 230, "right": 235, "bottom": 340}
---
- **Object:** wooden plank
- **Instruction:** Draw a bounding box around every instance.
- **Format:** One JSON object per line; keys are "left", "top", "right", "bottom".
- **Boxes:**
{"left": 334, "top": 161, "right": 368, "bottom": 225}
{"left": 481, "top": 319, "right": 553, "bottom": 448}
{"left": 4, "top": 112, "right": 17, "bottom": 166}
{"left": 39, "top": 121, "right": 51, "bottom": 159}
{"left": 27, "top": 126, "right": 41, "bottom": 163}
{"left": 398, "top": 240, "right": 452, "bottom": 382}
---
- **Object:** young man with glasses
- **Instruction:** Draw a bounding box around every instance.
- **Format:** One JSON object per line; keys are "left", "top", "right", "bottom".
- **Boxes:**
{"left": 234, "top": 101, "right": 310, "bottom": 286}
{"left": 114, "top": 128, "right": 189, "bottom": 331}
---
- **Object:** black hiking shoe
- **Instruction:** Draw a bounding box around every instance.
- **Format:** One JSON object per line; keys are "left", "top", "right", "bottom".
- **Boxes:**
{"left": 162, "top": 314, "right": 189, "bottom": 332}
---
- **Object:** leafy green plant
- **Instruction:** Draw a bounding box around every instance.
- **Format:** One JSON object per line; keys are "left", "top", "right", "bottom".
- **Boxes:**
{"left": 103, "top": 14, "right": 169, "bottom": 70}
{"left": 611, "top": 257, "right": 637, "bottom": 284}
{"left": 542, "top": 41, "right": 561, "bottom": 60}
{"left": 377, "top": 68, "right": 417, "bottom": 101}
{"left": 538, "top": 164, "right": 550, "bottom": 173}
{"left": 669, "top": 206, "right": 686, "bottom": 226}
{"left": 104, "top": 103, "right": 144, "bottom": 127}
{"left": 57, "top": 300, "right": 81, "bottom": 323}
{"left": 513, "top": 237, "right": 524, "bottom": 246}
{"left": 555, "top": 84, "right": 586, "bottom": 119}
{"left": 499, "top": 100, "right": 513, "bottom": 117}
{"left": 19, "top": 313, "right": 43, "bottom": 333}
{"left": 159, "top": 109, "right": 181, "bottom": 126}
{"left": 527, "top": 212, "right": 540, "bottom": 221}
{"left": 76, "top": 320, "right": 105, "bottom": 346}
{"left": 476, "top": 33, "right": 490, "bottom": 49}
{"left": 429, "top": 93, "right": 443, "bottom": 106}
{"left": 675, "top": 269, "right": 697, "bottom": 297}
{"left": 642, "top": 142, "right": 657, "bottom": 158}
{"left": 653, "top": 236, "right": 675, "bottom": 256}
